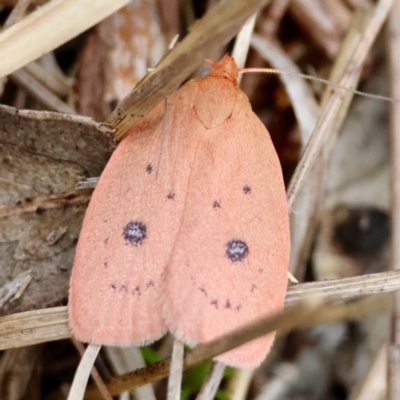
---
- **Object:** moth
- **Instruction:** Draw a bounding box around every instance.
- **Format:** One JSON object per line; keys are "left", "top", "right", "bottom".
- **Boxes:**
{"left": 69, "top": 55, "right": 290, "bottom": 368}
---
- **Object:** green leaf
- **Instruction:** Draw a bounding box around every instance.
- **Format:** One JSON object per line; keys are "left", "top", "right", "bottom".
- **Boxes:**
{"left": 140, "top": 346, "right": 161, "bottom": 364}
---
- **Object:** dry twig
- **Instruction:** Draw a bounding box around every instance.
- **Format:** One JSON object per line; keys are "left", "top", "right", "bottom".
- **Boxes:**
{"left": 1, "top": 270, "right": 398, "bottom": 350}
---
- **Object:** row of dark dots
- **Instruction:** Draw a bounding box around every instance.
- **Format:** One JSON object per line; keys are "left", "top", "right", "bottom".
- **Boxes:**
{"left": 146, "top": 163, "right": 252, "bottom": 207}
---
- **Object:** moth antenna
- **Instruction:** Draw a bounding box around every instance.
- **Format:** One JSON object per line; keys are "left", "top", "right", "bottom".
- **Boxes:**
{"left": 155, "top": 98, "right": 169, "bottom": 179}
{"left": 239, "top": 68, "right": 400, "bottom": 103}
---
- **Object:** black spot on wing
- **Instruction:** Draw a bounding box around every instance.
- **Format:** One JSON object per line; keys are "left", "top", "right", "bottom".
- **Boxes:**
{"left": 210, "top": 299, "right": 218, "bottom": 309}
{"left": 167, "top": 191, "right": 175, "bottom": 200}
{"left": 132, "top": 286, "right": 140, "bottom": 296}
{"left": 119, "top": 284, "right": 128, "bottom": 293}
{"left": 213, "top": 201, "right": 221, "bottom": 208}
{"left": 243, "top": 185, "right": 251, "bottom": 194}
{"left": 226, "top": 239, "right": 249, "bottom": 262}
{"left": 146, "top": 164, "right": 153, "bottom": 174}
{"left": 123, "top": 221, "right": 147, "bottom": 245}
{"left": 145, "top": 280, "right": 155, "bottom": 290}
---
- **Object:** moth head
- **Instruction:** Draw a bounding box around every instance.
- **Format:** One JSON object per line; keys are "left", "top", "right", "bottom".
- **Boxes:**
{"left": 206, "top": 54, "right": 238, "bottom": 84}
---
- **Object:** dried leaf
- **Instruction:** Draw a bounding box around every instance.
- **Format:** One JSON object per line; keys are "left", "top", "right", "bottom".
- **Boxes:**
{"left": 0, "top": 105, "right": 114, "bottom": 314}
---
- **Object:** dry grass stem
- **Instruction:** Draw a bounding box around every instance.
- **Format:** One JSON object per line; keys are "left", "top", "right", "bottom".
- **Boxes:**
{"left": 261, "top": 0, "right": 290, "bottom": 37}
{"left": 317, "top": 11, "right": 365, "bottom": 161}
{"left": 0, "top": 0, "right": 131, "bottom": 78}
{"left": 286, "top": 0, "right": 394, "bottom": 211}
{"left": 1, "top": 270, "right": 397, "bottom": 351}
{"left": 167, "top": 340, "right": 184, "bottom": 400}
{"left": 0, "top": 0, "right": 31, "bottom": 95}
{"left": 289, "top": 0, "right": 345, "bottom": 58}
{"left": 10, "top": 69, "right": 75, "bottom": 113}
{"left": 68, "top": 344, "right": 102, "bottom": 400}
{"left": 72, "top": 340, "right": 113, "bottom": 400}
{"left": 224, "top": 368, "right": 254, "bottom": 400}
{"left": 0, "top": 306, "right": 70, "bottom": 350}
{"left": 195, "top": 362, "right": 226, "bottom": 400}
{"left": 285, "top": 270, "right": 400, "bottom": 303}
{"left": 232, "top": 13, "right": 257, "bottom": 71}
{"left": 3, "top": 0, "right": 31, "bottom": 28}
{"left": 24, "top": 61, "right": 71, "bottom": 97}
